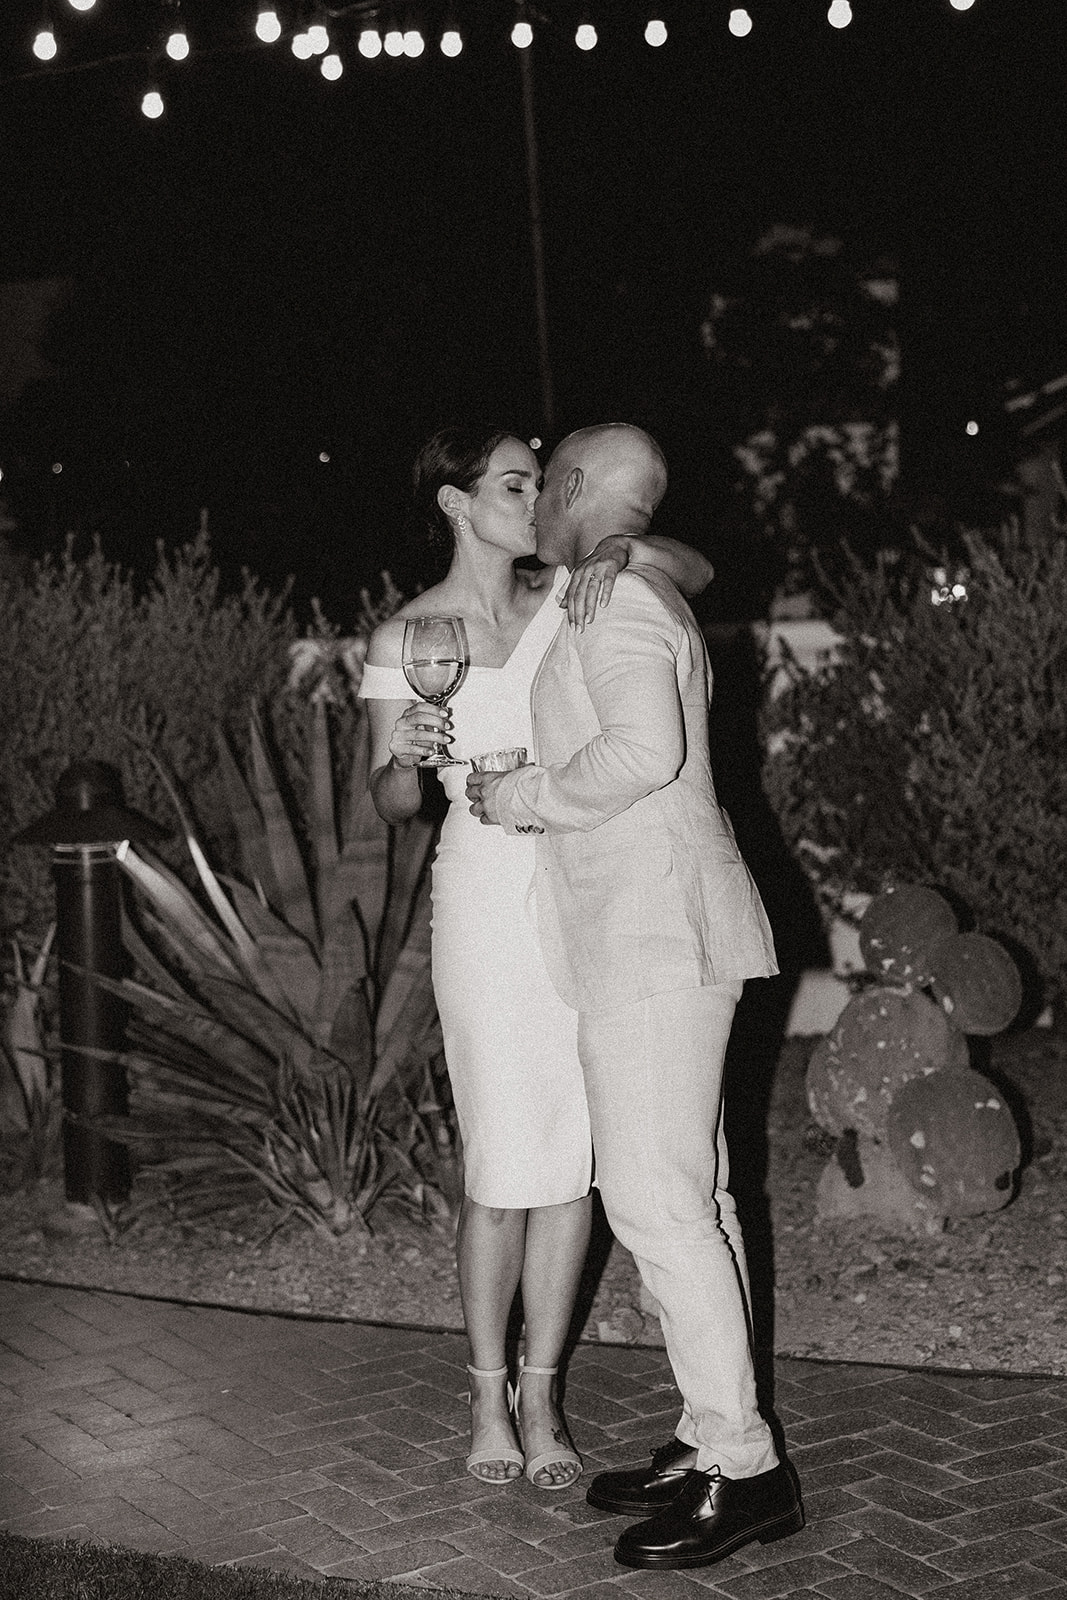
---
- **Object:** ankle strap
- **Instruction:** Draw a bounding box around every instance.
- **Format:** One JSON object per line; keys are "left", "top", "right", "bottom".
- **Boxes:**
{"left": 466, "top": 1363, "right": 509, "bottom": 1380}
{"left": 519, "top": 1363, "right": 558, "bottom": 1376}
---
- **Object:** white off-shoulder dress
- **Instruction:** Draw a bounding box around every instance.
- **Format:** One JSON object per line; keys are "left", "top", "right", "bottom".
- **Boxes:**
{"left": 359, "top": 570, "right": 592, "bottom": 1209}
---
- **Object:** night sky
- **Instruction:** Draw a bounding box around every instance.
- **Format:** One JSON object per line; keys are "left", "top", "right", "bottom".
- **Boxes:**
{"left": 1, "top": 0, "right": 1065, "bottom": 620}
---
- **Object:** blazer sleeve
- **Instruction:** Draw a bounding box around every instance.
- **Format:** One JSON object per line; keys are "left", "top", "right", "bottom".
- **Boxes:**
{"left": 495, "top": 573, "right": 686, "bottom": 834}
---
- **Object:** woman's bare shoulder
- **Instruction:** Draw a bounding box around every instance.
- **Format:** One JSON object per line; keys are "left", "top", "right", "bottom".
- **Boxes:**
{"left": 365, "top": 614, "right": 407, "bottom": 666}
{"left": 366, "top": 581, "right": 456, "bottom": 665}
{"left": 394, "top": 578, "right": 455, "bottom": 617}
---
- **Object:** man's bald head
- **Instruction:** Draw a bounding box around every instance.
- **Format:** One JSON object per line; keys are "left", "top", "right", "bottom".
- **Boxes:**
{"left": 536, "top": 423, "right": 668, "bottom": 567}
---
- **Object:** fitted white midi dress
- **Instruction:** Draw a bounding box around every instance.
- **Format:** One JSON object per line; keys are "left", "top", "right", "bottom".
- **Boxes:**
{"left": 359, "top": 570, "right": 592, "bottom": 1209}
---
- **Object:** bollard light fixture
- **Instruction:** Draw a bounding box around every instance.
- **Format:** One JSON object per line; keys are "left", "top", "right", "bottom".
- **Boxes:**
{"left": 15, "top": 762, "right": 168, "bottom": 1209}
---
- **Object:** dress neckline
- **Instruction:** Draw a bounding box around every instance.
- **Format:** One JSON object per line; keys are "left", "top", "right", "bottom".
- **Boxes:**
{"left": 468, "top": 566, "right": 566, "bottom": 671}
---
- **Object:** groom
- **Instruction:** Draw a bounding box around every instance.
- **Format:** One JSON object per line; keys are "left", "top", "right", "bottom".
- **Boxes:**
{"left": 465, "top": 424, "right": 802, "bottom": 1569}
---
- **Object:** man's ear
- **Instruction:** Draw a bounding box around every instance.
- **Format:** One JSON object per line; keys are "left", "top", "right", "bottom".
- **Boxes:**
{"left": 564, "top": 467, "right": 583, "bottom": 509}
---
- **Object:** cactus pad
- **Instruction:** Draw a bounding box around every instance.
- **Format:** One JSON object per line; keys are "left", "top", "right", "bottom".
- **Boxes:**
{"left": 858, "top": 884, "right": 958, "bottom": 986}
{"left": 805, "top": 986, "right": 967, "bottom": 1139}
{"left": 886, "top": 1066, "right": 1021, "bottom": 1216}
{"left": 927, "top": 931, "right": 1023, "bottom": 1035}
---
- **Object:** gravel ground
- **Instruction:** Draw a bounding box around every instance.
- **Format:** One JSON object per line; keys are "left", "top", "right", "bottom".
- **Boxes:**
{"left": 1, "top": 1025, "right": 1064, "bottom": 1377}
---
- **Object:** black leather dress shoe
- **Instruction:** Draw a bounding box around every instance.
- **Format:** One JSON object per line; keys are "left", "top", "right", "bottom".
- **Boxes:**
{"left": 613, "top": 1459, "right": 804, "bottom": 1569}
{"left": 586, "top": 1437, "right": 698, "bottom": 1515}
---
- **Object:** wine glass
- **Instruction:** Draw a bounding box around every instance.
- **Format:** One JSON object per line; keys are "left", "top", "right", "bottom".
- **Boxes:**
{"left": 402, "top": 615, "right": 470, "bottom": 766}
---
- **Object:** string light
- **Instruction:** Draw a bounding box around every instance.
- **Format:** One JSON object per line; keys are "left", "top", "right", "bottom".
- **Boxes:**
{"left": 20, "top": 0, "right": 990, "bottom": 95}
{"left": 33, "top": 27, "right": 59, "bottom": 60}
{"left": 254, "top": 9, "right": 281, "bottom": 43}
{"left": 141, "top": 88, "right": 164, "bottom": 117}
{"left": 965, "top": 419, "right": 979, "bottom": 435}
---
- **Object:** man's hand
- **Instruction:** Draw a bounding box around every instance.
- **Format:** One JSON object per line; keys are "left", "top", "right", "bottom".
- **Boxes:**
{"left": 559, "top": 537, "right": 632, "bottom": 630}
{"left": 465, "top": 770, "right": 506, "bottom": 826}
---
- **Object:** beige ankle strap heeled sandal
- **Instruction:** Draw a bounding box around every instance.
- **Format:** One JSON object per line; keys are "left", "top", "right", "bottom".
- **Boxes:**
{"left": 464, "top": 1364, "right": 524, "bottom": 1483}
{"left": 514, "top": 1359, "right": 583, "bottom": 1491}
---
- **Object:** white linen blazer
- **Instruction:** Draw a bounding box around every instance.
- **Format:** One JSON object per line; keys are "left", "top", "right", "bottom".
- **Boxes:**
{"left": 492, "top": 566, "right": 778, "bottom": 1012}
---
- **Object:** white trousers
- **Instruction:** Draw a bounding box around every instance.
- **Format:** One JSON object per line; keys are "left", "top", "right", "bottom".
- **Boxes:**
{"left": 578, "top": 982, "right": 779, "bottom": 1480}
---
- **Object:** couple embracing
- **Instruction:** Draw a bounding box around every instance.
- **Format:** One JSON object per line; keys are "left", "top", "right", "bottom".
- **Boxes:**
{"left": 360, "top": 422, "right": 803, "bottom": 1570}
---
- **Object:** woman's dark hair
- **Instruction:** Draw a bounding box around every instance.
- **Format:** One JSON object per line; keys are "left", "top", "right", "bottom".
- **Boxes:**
{"left": 412, "top": 424, "right": 518, "bottom": 563}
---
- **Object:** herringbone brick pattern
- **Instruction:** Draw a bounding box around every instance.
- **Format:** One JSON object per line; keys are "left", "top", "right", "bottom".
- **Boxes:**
{"left": 2, "top": 1279, "right": 1067, "bottom": 1597}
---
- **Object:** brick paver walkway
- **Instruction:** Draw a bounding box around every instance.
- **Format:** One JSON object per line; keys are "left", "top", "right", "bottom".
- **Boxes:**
{"left": 2, "top": 1279, "right": 1066, "bottom": 1598}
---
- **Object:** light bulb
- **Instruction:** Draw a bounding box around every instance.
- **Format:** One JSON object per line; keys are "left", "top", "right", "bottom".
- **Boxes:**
{"left": 949, "top": 0, "right": 975, "bottom": 8}
{"left": 644, "top": 19, "right": 667, "bottom": 46}
{"left": 965, "top": 420, "right": 979, "bottom": 436}
{"left": 358, "top": 28, "right": 382, "bottom": 57}
{"left": 255, "top": 9, "right": 281, "bottom": 42}
{"left": 307, "top": 23, "right": 329, "bottom": 53}
{"left": 511, "top": 20, "right": 533, "bottom": 47}
{"left": 440, "top": 28, "right": 462, "bottom": 57}
{"left": 384, "top": 28, "right": 404, "bottom": 56}
{"left": 828, "top": 0, "right": 852, "bottom": 27}
{"left": 575, "top": 22, "right": 597, "bottom": 50}
{"left": 728, "top": 9, "right": 752, "bottom": 35}
{"left": 320, "top": 52, "right": 342, "bottom": 79}
{"left": 52, "top": 462, "right": 63, "bottom": 474}
{"left": 68, "top": 0, "right": 96, "bottom": 11}
{"left": 32, "top": 28, "right": 58, "bottom": 60}
{"left": 165, "top": 30, "right": 189, "bottom": 61}
{"left": 141, "top": 89, "right": 164, "bottom": 118}
{"left": 403, "top": 29, "right": 424, "bottom": 57}
{"left": 291, "top": 30, "right": 314, "bottom": 58}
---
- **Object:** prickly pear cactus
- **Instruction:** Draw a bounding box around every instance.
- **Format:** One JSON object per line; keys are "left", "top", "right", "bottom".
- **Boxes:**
{"left": 927, "top": 931, "right": 1023, "bottom": 1036}
{"left": 806, "top": 882, "right": 1026, "bottom": 1234}
{"left": 886, "top": 1066, "right": 1021, "bottom": 1216}
{"left": 858, "top": 884, "right": 959, "bottom": 987}
{"left": 814, "top": 1131, "right": 946, "bottom": 1235}
{"left": 805, "top": 987, "right": 967, "bottom": 1141}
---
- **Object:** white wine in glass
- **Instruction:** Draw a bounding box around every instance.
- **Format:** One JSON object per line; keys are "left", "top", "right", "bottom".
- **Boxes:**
{"left": 402, "top": 615, "right": 470, "bottom": 767}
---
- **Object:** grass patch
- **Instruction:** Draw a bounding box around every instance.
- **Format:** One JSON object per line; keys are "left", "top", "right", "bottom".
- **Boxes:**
{"left": 0, "top": 1532, "right": 491, "bottom": 1600}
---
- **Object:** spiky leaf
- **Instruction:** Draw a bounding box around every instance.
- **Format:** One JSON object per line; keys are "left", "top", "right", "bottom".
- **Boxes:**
{"left": 248, "top": 705, "right": 318, "bottom": 946}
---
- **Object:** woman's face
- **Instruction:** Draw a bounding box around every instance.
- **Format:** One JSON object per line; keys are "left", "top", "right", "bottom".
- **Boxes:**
{"left": 464, "top": 438, "right": 540, "bottom": 558}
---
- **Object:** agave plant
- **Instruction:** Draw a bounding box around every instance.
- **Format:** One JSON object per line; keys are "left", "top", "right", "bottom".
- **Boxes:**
{"left": 91, "top": 688, "right": 452, "bottom": 1238}
{"left": 1, "top": 924, "right": 59, "bottom": 1190}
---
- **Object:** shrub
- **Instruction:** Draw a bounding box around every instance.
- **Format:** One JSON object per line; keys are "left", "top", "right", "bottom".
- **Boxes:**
{"left": 760, "top": 525, "right": 1067, "bottom": 1006}
{"left": 0, "top": 529, "right": 296, "bottom": 946}
{"left": 91, "top": 695, "right": 449, "bottom": 1238}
